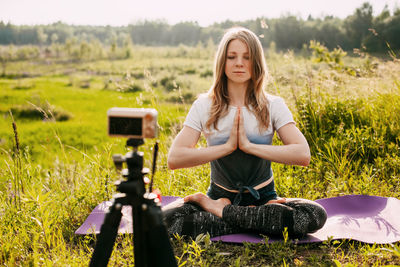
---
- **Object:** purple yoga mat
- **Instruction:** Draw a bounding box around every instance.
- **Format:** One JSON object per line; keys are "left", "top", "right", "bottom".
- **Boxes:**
{"left": 75, "top": 195, "right": 400, "bottom": 244}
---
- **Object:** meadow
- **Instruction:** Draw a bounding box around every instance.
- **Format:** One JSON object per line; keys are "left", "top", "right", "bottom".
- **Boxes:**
{"left": 1, "top": 44, "right": 400, "bottom": 266}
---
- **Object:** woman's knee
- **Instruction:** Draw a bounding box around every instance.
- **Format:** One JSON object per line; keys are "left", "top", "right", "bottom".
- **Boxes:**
{"left": 285, "top": 199, "right": 327, "bottom": 233}
{"left": 308, "top": 202, "right": 327, "bottom": 232}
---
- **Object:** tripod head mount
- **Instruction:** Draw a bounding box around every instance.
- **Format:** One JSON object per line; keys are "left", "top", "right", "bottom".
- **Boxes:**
{"left": 112, "top": 138, "right": 147, "bottom": 175}
{"left": 126, "top": 138, "right": 144, "bottom": 149}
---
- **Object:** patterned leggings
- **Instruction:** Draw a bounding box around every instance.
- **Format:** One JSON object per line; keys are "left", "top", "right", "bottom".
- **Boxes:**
{"left": 163, "top": 183, "right": 327, "bottom": 239}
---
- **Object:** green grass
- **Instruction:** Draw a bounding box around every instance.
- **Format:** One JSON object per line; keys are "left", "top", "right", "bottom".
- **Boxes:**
{"left": 1, "top": 45, "right": 400, "bottom": 266}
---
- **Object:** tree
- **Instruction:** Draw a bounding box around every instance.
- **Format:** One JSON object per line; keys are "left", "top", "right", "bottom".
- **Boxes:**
{"left": 381, "top": 12, "right": 400, "bottom": 55}
{"left": 129, "top": 20, "right": 169, "bottom": 45}
{"left": 362, "top": 4, "right": 400, "bottom": 54}
{"left": 273, "top": 16, "right": 308, "bottom": 50}
{"left": 122, "top": 33, "right": 133, "bottom": 58}
{"left": 344, "top": 2, "right": 373, "bottom": 48}
{"left": 79, "top": 41, "right": 91, "bottom": 60}
{"left": 0, "top": 45, "right": 15, "bottom": 76}
{"left": 50, "top": 33, "right": 58, "bottom": 44}
{"left": 313, "top": 17, "right": 349, "bottom": 50}
{"left": 36, "top": 27, "right": 48, "bottom": 46}
{"left": 170, "top": 22, "right": 201, "bottom": 45}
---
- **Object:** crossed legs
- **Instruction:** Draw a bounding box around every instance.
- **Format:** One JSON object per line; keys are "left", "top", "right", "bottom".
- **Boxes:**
{"left": 162, "top": 193, "right": 327, "bottom": 239}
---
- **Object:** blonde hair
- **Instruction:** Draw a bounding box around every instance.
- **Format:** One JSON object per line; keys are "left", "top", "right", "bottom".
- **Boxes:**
{"left": 206, "top": 27, "right": 269, "bottom": 131}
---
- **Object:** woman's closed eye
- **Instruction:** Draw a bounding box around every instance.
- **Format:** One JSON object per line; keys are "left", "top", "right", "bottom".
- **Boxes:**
{"left": 227, "top": 56, "right": 250, "bottom": 61}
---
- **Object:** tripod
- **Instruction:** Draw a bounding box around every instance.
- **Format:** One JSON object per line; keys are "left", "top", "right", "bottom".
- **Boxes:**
{"left": 89, "top": 138, "right": 177, "bottom": 267}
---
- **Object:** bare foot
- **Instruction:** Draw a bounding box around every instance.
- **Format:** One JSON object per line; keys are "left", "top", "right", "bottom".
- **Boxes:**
{"left": 266, "top": 197, "right": 286, "bottom": 204}
{"left": 184, "top": 192, "right": 231, "bottom": 218}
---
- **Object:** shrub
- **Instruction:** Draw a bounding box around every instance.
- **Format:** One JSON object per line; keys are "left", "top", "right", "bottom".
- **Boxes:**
{"left": 200, "top": 69, "right": 213, "bottom": 78}
{"left": 9, "top": 103, "right": 73, "bottom": 121}
{"left": 166, "top": 91, "right": 195, "bottom": 103}
{"left": 124, "top": 82, "right": 144, "bottom": 93}
{"left": 13, "top": 82, "right": 35, "bottom": 90}
{"left": 160, "top": 75, "right": 178, "bottom": 92}
{"left": 309, "top": 40, "right": 356, "bottom": 76}
{"left": 108, "top": 75, "right": 145, "bottom": 93}
{"left": 183, "top": 68, "right": 196, "bottom": 74}
{"left": 131, "top": 71, "right": 144, "bottom": 79}
{"left": 79, "top": 79, "right": 91, "bottom": 89}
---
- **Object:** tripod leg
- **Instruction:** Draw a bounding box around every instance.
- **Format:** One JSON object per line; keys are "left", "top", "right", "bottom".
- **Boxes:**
{"left": 132, "top": 202, "right": 177, "bottom": 267}
{"left": 145, "top": 204, "right": 177, "bottom": 267}
{"left": 89, "top": 202, "right": 123, "bottom": 267}
{"left": 132, "top": 205, "right": 145, "bottom": 267}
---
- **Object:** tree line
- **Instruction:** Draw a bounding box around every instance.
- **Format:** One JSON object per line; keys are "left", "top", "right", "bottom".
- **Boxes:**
{"left": 0, "top": 2, "right": 399, "bottom": 53}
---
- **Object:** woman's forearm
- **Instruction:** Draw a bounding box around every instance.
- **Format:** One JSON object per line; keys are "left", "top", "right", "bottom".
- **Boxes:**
{"left": 238, "top": 121, "right": 311, "bottom": 166}
{"left": 167, "top": 143, "right": 235, "bottom": 170}
{"left": 243, "top": 142, "right": 311, "bottom": 166}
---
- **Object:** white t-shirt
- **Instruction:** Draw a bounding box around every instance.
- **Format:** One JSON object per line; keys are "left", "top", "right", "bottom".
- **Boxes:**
{"left": 184, "top": 93, "right": 295, "bottom": 190}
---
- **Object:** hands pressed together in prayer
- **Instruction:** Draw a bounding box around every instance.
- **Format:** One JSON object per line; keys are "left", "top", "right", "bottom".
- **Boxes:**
{"left": 226, "top": 107, "right": 252, "bottom": 154}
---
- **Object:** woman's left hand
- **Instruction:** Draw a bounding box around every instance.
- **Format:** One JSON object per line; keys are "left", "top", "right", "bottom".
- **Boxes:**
{"left": 237, "top": 107, "right": 251, "bottom": 152}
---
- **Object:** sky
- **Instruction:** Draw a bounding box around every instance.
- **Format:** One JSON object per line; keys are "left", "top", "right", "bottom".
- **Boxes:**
{"left": 0, "top": 0, "right": 399, "bottom": 27}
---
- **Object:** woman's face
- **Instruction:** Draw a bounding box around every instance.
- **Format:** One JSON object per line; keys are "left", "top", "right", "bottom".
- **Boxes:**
{"left": 224, "top": 39, "right": 252, "bottom": 86}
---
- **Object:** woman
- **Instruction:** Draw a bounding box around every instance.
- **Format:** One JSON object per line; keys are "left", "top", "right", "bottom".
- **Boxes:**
{"left": 163, "top": 27, "right": 327, "bottom": 238}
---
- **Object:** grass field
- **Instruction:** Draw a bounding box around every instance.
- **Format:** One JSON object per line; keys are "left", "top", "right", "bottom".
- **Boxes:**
{"left": 1, "top": 45, "right": 400, "bottom": 266}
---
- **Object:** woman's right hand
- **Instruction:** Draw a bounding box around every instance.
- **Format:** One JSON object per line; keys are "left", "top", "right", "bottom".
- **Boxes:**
{"left": 225, "top": 108, "right": 239, "bottom": 153}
